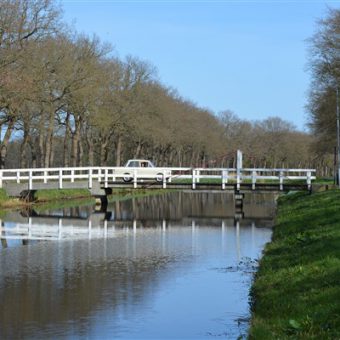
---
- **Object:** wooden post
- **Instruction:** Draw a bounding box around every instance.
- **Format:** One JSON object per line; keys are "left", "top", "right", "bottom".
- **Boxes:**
{"left": 307, "top": 171, "right": 311, "bottom": 190}
{"left": 236, "top": 150, "right": 242, "bottom": 191}
{"left": 252, "top": 170, "right": 256, "bottom": 190}
{"left": 88, "top": 169, "right": 93, "bottom": 189}
{"left": 59, "top": 169, "right": 63, "bottom": 189}
{"left": 196, "top": 169, "right": 200, "bottom": 183}
{"left": 71, "top": 169, "right": 74, "bottom": 183}
{"left": 192, "top": 169, "right": 196, "bottom": 189}
{"left": 133, "top": 169, "right": 137, "bottom": 188}
{"left": 43, "top": 171, "right": 47, "bottom": 184}
{"left": 279, "top": 171, "right": 283, "bottom": 191}
{"left": 16, "top": 171, "right": 20, "bottom": 184}
{"left": 236, "top": 172, "right": 241, "bottom": 191}
{"left": 29, "top": 170, "right": 33, "bottom": 190}
{"left": 222, "top": 170, "right": 228, "bottom": 190}
{"left": 104, "top": 168, "right": 108, "bottom": 188}
{"left": 163, "top": 170, "right": 166, "bottom": 189}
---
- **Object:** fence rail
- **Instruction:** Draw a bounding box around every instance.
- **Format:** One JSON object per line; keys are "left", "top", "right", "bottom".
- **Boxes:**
{"left": 0, "top": 166, "right": 316, "bottom": 191}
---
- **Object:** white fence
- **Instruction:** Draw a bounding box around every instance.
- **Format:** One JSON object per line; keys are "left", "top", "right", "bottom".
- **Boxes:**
{"left": 0, "top": 166, "right": 316, "bottom": 191}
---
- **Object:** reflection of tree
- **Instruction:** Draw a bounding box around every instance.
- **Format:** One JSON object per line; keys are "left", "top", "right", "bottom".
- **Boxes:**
{"left": 0, "top": 192, "right": 276, "bottom": 337}
{"left": 109, "top": 192, "right": 275, "bottom": 221}
{"left": 109, "top": 192, "right": 236, "bottom": 221}
{"left": 0, "top": 239, "right": 184, "bottom": 338}
{"left": 10, "top": 192, "right": 276, "bottom": 227}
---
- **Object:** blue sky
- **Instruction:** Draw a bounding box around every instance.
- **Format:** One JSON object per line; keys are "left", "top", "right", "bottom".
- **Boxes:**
{"left": 61, "top": 0, "right": 340, "bottom": 130}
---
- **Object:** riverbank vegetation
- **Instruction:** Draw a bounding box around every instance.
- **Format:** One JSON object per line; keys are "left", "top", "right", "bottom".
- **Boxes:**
{"left": 307, "top": 9, "right": 340, "bottom": 176}
{"left": 34, "top": 189, "right": 92, "bottom": 202}
{"left": 249, "top": 190, "right": 340, "bottom": 339}
{"left": 0, "top": 187, "right": 175, "bottom": 209}
{"left": 0, "top": 1, "right": 338, "bottom": 175}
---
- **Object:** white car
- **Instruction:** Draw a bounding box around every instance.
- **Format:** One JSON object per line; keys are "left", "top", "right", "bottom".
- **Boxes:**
{"left": 121, "top": 159, "right": 170, "bottom": 182}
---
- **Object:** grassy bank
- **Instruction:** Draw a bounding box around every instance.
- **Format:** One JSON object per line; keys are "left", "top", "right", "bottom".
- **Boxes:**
{"left": 0, "top": 188, "right": 174, "bottom": 210}
{"left": 0, "top": 188, "right": 93, "bottom": 209}
{"left": 34, "top": 188, "right": 92, "bottom": 202}
{"left": 249, "top": 190, "right": 340, "bottom": 339}
{"left": 0, "top": 188, "right": 8, "bottom": 203}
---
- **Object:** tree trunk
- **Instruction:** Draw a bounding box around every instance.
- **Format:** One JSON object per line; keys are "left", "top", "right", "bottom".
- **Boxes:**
{"left": 115, "top": 135, "right": 123, "bottom": 166}
{"left": 177, "top": 148, "right": 182, "bottom": 167}
{"left": 100, "top": 138, "right": 109, "bottom": 166}
{"left": 36, "top": 111, "right": 46, "bottom": 167}
{"left": 134, "top": 141, "right": 143, "bottom": 159}
{"left": 78, "top": 139, "right": 84, "bottom": 167}
{"left": 84, "top": 126, "right": 94, "bottom": 166}
{"left": 20, "top": 126, "right": 30, "bottom": 168}
{"left": 44, "top": 110, "right": 55, "bottom": 168}
{"left": 71, "top": 117, "right": 82, "bottom": 167}
{"left": 0, "top": 118, "right": 15, "bottom": 169}
{"left": 49, "top": 142, "right": 55, "bottom": 167}
{"left": 87, "top": 137, "right": 94, "bottom": 166}
{"left": 29, "top": 137, "right": 37, "bottom": 168}
{"left": 63, "top": 112, "right": 71, "bottom": 167}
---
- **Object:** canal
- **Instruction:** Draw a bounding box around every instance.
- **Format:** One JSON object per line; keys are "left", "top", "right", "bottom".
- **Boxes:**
{"left": 0, "top": 191, "right": 275, "bottom": 339}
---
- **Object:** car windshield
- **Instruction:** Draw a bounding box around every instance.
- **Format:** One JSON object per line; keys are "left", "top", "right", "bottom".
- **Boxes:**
{"left": 126, "top": 161, "right": 139, "bottom": 167}
{"left": 125, "top": 160, "right": 155, "bottom": 167}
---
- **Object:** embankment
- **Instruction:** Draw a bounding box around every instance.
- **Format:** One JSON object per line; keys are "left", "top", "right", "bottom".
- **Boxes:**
{"left": 0, "top": 188, "right": 93, "bottom": 208}
{"left": 0, "top": 187, "right": 172, "bottom": 209}
{"left": 249, "top": 190, "right": 340, "bottom": 339}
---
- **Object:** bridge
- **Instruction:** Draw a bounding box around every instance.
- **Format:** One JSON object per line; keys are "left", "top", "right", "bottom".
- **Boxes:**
{"left": 0, "top": 165, "right": 316, "bottom": 197}
{"left": 0, "top": 152, "right": 316, "bottom": 197}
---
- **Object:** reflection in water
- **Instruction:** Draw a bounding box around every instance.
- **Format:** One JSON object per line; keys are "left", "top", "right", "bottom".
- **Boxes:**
{"left": 0, "top": 192, "right": 274, "bottom": 339}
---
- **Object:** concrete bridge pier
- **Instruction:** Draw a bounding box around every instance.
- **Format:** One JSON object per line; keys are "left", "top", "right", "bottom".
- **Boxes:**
{"left": 94, "top": 195, "right": 108, "bottom": 211}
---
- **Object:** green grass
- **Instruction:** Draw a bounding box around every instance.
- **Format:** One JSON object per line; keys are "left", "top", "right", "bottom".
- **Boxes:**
{"left": 0, "top": 188, "right": 9, "bottom": 202}
{"left": 34, "top": 188, "right": 92, "bottom": 202}
{"left": 249, "top": 190, "right": 340, "bottom": 339}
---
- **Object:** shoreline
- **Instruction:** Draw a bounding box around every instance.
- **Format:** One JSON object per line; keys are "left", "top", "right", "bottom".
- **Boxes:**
{"left": 249, "top": 190, "right": 340, "bottom": 339}
{"left": 0, "top": 188, "right": 174, "bottom": 211}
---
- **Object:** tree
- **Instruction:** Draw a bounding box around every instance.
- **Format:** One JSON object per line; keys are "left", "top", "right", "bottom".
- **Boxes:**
{"left": 0, "top": 0, "right": 61, "bottom": 168}
{"left": 307, "top": 8, "right": 340, "bottom": 157}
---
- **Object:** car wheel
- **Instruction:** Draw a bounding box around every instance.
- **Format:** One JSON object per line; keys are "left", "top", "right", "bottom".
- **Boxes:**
{"left": 156, "top": 173, "right": 164, "bottom": 182}
{"left": 123, "top": 173, "right": 133, "bottom": 182}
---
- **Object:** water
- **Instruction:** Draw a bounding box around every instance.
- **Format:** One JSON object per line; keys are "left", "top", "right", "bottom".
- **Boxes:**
{"left": 0, "top": 192, "right": 274, "bottom": 339}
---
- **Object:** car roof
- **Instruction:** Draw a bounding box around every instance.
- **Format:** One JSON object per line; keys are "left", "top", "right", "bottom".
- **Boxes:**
{"left": 127, "top": 159, "right": 151, "bottom": 162}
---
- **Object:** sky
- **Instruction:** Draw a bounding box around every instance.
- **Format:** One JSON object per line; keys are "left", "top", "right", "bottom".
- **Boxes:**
{"left": 61, "top": 0, "right": 340, "bottom": 131}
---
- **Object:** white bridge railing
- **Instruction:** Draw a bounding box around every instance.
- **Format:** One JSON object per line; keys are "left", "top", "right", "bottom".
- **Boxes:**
{"left": 0, "top": 166, "right": 316, "bottom": 191}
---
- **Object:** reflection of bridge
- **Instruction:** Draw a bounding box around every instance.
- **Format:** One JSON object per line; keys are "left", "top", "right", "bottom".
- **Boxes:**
{"left": 1, "top": 191, "right": 275, "bottom": 243}
{"left": 1, "top": 151, "right": 315, "bottom": 197}
{"left": 0, "top": 217, "right": 273, "bottom": 242}
{"left": 0, "top": 213, "right": 272, "bottom": 339}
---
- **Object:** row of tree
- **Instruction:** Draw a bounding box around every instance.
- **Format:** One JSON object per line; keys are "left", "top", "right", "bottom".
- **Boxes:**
{"left": 0, "top": 0, "right": 334, "bottom": 174}
{"left": 307, "top": 8, "right": 340, "bottom": 176}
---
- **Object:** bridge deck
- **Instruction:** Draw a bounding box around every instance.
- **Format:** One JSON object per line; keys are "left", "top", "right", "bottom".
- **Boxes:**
{"left": 0, "top": 165, "right": 316, "bottom": 196}
{"left": 102, "top": 181, "right": 309, "bottom": 192}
